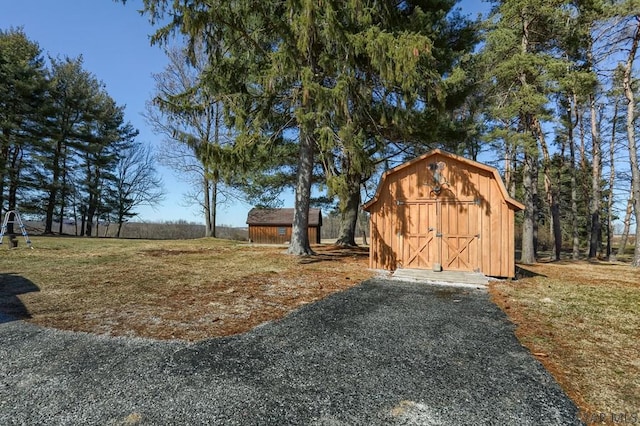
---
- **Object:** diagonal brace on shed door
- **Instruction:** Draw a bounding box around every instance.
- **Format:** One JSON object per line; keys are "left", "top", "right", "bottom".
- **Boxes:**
{"left": 441, "top": 235, "right": 477, "bottom": 269}
{"left": 406, "top": 235, "right": 434, "bottom": 266}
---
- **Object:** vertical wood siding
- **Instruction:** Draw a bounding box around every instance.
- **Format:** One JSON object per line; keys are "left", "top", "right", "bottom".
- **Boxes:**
{"left": 249, "top": 226, "right": 320, "bottom": 244}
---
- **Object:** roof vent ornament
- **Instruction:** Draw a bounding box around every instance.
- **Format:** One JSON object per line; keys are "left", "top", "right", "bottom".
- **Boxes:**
{"left": 428, "top": 161, "right": 448, "bottom": 196}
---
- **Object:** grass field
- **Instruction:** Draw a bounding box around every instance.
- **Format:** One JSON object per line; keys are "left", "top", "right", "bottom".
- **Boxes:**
{"left": 1, "top": 237, "right": 638, "bottom": 424}
{"left": 490, "top": 261, "right": 639, "bottom": 425}
{"left": 0, "top": 236, "right": 373, "bottom": 340}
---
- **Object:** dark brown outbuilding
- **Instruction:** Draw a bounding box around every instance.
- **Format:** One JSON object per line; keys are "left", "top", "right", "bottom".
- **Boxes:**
{"left": 363, "top": 149, "right": 524, "bottom": 278}
{"left": 246, "top": 208, "right": 322, "bottom": 244}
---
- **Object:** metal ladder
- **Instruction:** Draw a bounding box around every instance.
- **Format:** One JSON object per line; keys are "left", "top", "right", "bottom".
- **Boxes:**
{"left": 0, "top": 210, "right": 33, "bottom": 249}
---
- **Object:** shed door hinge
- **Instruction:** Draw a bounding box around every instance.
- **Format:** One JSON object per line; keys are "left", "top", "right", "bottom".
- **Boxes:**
{"left": 396, "top": 200, "right": 405, "bottom": 206}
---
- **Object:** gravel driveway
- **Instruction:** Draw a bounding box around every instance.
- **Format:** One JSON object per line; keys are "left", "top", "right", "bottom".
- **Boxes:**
{"left": 0, "top": 278, "right": 583, "bottom": 425}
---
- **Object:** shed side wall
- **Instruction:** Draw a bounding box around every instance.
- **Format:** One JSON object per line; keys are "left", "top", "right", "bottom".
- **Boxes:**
{"left": 249, "top": 225, "right": 320, "bottom": 245}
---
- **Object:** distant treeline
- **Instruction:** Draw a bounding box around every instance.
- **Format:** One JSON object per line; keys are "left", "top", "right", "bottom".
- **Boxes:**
{"left": 21, "top": 214, "right": 371, "bottom": 242}
{"left": 24, "top": 221, "right": 247, "bottom": 241}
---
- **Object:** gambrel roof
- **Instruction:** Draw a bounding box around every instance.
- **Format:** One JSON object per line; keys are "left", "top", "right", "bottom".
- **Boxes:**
{"left": 363, "top": 149, "right": 524, "bottom": 211}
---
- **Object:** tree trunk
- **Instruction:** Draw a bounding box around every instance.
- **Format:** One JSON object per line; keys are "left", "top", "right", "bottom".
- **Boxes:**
{"left": 0, "top": 132, "right": 8, "bottom": 218}
{"left": 335, "top": 205, "right": 358, "bottom": 246}
{"left": 85, "top": 204, "right": 95, "bottom": 237}
{"left": 44, "top": 139, "right": 64, "bottom": 234}
{"left": 520, "top": 149, "right": 536, "bottom": 264}
{"left": 85, "top": 193, "right": 96, "bottom": 237}
{"left": 85, "top": 187, "right": 97, "bottom": 237}
{"left": 58, "top": 154, "right": 68, "bottom": 235}
{"left": 207, "top": 103, "right": 220, "bottom": 239}
{"left": 504, "top": 140, "right": 514, "bottom": 197}
{"left": 72, "top": 196, "right": 78, "bottom": 236}
{"left": 622, "top": 16, "right": 640, "bottom": 267}
{"left": 570, "top": 94, "right": 580, "bottom": 259}
{"left": 84, "top": 161, "right": 103, "bottom": 238}
{"left": 532, "top": 155, "right": 539, "bottom": 257}
{"left": 359, "top": 208, "right": 368, "bottom": 246}
{"left": 203, "top": 176, "right": 214, "bottom": 238}
{"left": 287, "top": 131, "right": 315, "bottom": 255}
{"left": 506, "top": 145, "right": 517, "bottom": 198}
{"left": 211, "top": 176, "right": 217, "bottom": 238}
{"left": 588, "top": 93, "right": 602, "bottom": 258}
{"left": 335, "top": 172, "right": 361, "bottom": 247}
{"left": 58, "top": 207, "right": 65, "bottom": 235}
{"left": 616, "top": 198, "right": 632, "bottom": 258}
{"left": 607, "top": 99, "right": 619, "bottom": 261}
{"left": 80, "top": 211, "right": 86, "bottom": 237}
{"left": 551, "top": 200, "right": 561, "bottom": 259}
{"left": 578, "top": 105, "right": 591, "bottom": 249}
{"left": 6, "top": 145, "right": 22, "bottom": 235}
{"left": 533, "top": 117, "right": 561, "bottom": 260}
{"left": 517, "top": 19, "right": 539, "bottom": 262}
{"left": 578, "top": 105, "right": 587, "bottom": 172}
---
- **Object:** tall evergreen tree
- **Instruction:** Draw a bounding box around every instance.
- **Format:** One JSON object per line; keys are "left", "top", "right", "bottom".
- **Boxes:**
{"left": 0, "top": 28, "right": 47, "bottom": 232}
{"left": 128, "top": 0, "right": 448, "bottom": 255}
{"left": 36, "top": 56, "right": 103, "bottom": 233}
{"left": 482, "top": 0, "right": 571, "bottom": 264}
{"left": 320, "top": 2, "right": 478, "bottom": 247}
{"left": 76, "top": 94, "right": 137, "bottom": 237}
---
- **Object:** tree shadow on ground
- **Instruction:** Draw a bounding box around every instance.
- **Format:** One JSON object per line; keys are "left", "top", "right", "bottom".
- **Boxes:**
{"left": 514, "top": 265, "right": 547, "bottom": 279}
{"left": 298, "top": 245, "right": 370, "bottom": 264}
{"left": 0, "top": 273, "right": 39, "bottom": 323}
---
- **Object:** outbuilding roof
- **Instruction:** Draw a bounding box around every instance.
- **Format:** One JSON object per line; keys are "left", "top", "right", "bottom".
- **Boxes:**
{"left": 246, "top": 208, "right": 323, "bottom": 226}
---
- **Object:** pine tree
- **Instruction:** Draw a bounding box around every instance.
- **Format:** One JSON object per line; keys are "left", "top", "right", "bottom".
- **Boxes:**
{"left": 482, "top": 0, "right": 572, "bottom": 264}
{"left": 320, "top": 2, "right": 477, "bottom": 246}
{"left": 128, "top": 0, "right": 447, "bottom": 255}
{"left": 37, "top": 56, "right": 103, "bottom": 234}
{"left": 0, "top": 29, "right": 47, "bottom": 232}
{"left": 76, "top": 94, "right": 137, "bottom": 237}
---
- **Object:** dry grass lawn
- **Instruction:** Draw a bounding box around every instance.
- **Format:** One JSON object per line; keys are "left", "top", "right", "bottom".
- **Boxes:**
{"left": 0, "top": 237, "right": 373, "bottom": 341}
{"left": 490, "top": 261, "right": 639, "bottom": 425}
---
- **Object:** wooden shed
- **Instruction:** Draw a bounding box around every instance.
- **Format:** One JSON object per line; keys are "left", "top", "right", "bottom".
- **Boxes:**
{"left": 363, "top": 149, "right": 524, "bottom": 278}
{"left": 246, "top": 208, "right": 322, "bottom": 244}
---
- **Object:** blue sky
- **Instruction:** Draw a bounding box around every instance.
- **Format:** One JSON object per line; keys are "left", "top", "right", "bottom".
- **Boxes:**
{"left": 1, "top": 0, "right": 491, "bottom": 227}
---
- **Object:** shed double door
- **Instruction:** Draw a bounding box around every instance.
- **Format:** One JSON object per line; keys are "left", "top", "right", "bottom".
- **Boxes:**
{"left": 399, "top": 200, "right": 481, "bottom": 272}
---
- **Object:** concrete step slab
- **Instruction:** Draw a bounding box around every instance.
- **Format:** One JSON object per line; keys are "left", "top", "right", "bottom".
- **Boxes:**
{"left": 392, "top": 268, "right": 488, "bottom": 288}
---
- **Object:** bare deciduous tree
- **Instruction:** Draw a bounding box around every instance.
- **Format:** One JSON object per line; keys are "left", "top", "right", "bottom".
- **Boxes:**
{"left": 108, "top": 141, "right": 164, "bottom": 238}
{"left": 145, "top": 44, "right": 235, "bottom": 238}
